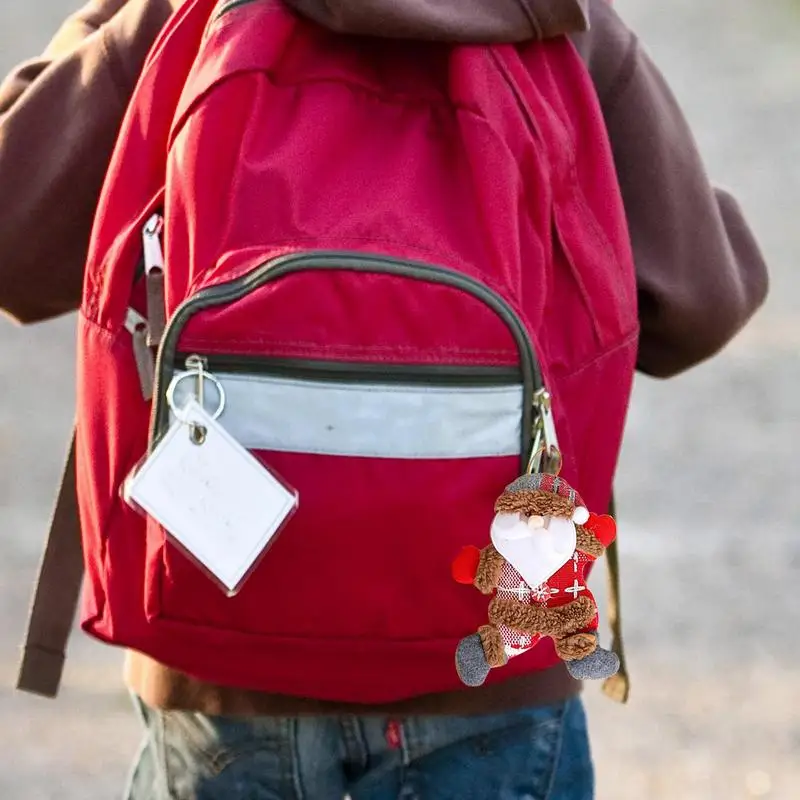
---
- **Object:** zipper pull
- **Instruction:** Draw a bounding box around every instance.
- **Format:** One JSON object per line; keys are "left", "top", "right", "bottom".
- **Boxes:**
{"left": 124, "top": 307, "right": 155, "bottom": 401}
{"left": 142, "top": 214, "right": 167, "bottom": 349}
{"left": 184, "top": 354, "right": 209, "bottom": 412}
{"left": 528, "top": 389, "right": 562, "bottom": 475}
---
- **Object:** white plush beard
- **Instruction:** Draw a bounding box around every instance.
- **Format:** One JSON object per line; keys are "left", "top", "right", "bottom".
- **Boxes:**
{"left": 490, "top": 512, "right": 577, "bottom": 590}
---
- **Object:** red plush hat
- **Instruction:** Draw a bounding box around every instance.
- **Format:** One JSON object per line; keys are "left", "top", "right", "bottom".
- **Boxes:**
{"left": 493, "top": 472, "right": 590, "bottom": 525}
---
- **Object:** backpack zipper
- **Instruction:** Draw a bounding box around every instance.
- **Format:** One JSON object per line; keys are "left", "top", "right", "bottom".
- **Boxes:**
{"left": 151, "top": 251, "right": 545, "bottom": 472}
{"left": 132, "top": 210, "right": 165, "bottom": 285}
{"left": 168, "top": 351, "right": 525, "bottom": 460}
{"left": 142, "top": 213, "right": 167, "bottom": 348}
{"left": 124, "top": 213, "right": 166, "bottom": 398}
{"left": 173, "top": 354, "right": 522, "bottom": 387}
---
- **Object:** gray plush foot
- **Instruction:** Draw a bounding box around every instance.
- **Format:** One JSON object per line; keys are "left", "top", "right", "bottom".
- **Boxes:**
{"left": 455, "top": 634, "right": 491, "bottom": 687}
{"left": 566, "top": 645, "right": 620, "bottom": 680}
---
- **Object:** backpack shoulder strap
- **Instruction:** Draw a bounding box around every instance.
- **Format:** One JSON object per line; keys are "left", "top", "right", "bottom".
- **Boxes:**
{"left": 16, "top": 431, "right": 83, "bottom": 698}
{"left": 602, "top": 494, "right": 630, "bottom": 703}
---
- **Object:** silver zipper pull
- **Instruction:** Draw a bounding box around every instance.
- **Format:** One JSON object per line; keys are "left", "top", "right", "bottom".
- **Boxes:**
{"left": 124, "top": 307, "right": 154, "bottom": 401}
{"left": 184, "top": 355, "right": 208, "bottom": 411}
{"left": 143, "top": 214, "right": 164, "bottom": 273}
{"left": 528, "top": 388, "right": 562, "bottom": 475}
{"left": 142, "top": 214, "right": 167, "bottom": 349}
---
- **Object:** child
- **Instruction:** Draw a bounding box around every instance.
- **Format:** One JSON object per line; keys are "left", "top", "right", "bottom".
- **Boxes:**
{"left": 0, "top": 1, "right": 767, "bottom": 798}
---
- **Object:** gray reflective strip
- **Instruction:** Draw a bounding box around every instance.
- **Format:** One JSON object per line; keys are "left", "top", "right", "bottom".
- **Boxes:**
{"left": 169, "top": 372, "right": 523, "bottom": 459}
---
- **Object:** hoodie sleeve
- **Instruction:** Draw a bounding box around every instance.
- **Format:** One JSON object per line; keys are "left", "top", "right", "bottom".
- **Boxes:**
{"left": 0, "top": 0, "right": 175, "bottom": 324}
{"left": 572, "top": 2, "right": 768, "bottom": 377}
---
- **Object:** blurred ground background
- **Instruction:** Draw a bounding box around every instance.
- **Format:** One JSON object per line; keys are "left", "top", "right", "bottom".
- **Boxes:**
{"left": 0, "top": 0, "right": 798, "bottom": 798}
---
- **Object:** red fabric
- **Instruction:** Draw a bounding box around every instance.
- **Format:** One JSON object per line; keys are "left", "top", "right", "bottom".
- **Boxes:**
{"left": 75, "top": 2, "right": 638, "bottom": 702}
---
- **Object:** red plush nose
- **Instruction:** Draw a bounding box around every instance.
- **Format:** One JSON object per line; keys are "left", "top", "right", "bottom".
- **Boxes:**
{"left": 452, "top": 545, "right": 481, "bottom": 585}
{"left": 586, "top": 513, "right": 617, "bottom": 547}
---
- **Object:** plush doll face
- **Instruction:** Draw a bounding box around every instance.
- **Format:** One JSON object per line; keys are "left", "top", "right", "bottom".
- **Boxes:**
{"left": 490, "top": 511, "right": 577, "bottom": 590}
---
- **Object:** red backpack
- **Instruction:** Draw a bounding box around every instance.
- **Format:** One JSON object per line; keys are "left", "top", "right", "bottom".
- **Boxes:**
{"left": 48, "top": 0, "right": 638, "bottom": 702}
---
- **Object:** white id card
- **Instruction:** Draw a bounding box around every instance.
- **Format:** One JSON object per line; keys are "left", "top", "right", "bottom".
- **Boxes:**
{"left": 124, "top": 398, "right": 298, "bottom": 594}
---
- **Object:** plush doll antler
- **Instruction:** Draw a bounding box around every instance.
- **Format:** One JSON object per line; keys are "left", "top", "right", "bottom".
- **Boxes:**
{"left": 452, "top": 473, "right": 618, "bottom": 687}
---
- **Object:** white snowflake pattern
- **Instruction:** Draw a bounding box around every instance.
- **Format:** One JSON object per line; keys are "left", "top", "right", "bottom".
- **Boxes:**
{"left": 530, "top": 582, "right": 553, "bottom": 604}
{"left": 514, "top": 581, "right": 531, "bottom": 602}
{"left": 564, "top": 579, "right": 586, "bottom": 598}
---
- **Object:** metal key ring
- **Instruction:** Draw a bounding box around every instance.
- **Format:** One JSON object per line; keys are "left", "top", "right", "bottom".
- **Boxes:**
{"left": 166, "top": 370, "right": 226, "bottom": 423}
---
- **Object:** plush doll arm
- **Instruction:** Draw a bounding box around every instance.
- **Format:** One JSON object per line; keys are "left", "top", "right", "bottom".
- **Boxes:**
{"left": 488, "top": 594, "right": 596, "bottom": 637}
{"left": 452, "top": 544, "right": 505, "bottom": 595}
{"left": 575, "top": 514, "right": 617, "bottom": 557}
{"left": 575, "top": 527, "right": 606, "bottom": 558}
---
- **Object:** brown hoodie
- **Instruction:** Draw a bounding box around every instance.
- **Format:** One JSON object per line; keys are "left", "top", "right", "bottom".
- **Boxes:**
{"left": 3, "top": 0, "right": 768, "bottom": 715}
{"left": 0, "top": 0, "right": 767, "bottom": 376}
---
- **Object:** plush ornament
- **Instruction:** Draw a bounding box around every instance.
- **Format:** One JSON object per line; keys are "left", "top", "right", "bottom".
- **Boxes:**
{"left": 453, "top": 472, "right": 619, "bottom": 687}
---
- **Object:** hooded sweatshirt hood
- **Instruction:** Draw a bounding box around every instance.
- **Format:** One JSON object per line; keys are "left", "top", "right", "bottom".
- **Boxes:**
{"left": 284, "top": 0, "right": 589, "bottom": 43}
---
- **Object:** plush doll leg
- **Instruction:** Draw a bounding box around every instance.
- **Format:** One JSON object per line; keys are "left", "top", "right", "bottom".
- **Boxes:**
{"left": 558, "top": 589, "right": 619, "bottom": 680}
{"left": 478, "top": 624, "right": 507, "bottom": 668}
{"left": 455, "top": 624, "right": 506, "bottom": 687}
{"left": 562, "top": 630, "right": 620, "bottom": 680}
{"left": 554, "top": 627, "right": 619, "bottom": 679}
{"left": 553, "top": 589, "right": 600, "bottom": 662}
{"left": 554, "top": 630, "right": 599, "bottom": 661}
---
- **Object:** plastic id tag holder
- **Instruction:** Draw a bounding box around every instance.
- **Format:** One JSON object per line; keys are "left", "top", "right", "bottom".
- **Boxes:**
{"left": 123, "top": 367, "right": 298, "bottom": 596}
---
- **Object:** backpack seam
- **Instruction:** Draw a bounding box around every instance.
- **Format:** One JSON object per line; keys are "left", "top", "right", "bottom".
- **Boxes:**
{"left": 554, "top": 327, "right": 639, "bottom": 383}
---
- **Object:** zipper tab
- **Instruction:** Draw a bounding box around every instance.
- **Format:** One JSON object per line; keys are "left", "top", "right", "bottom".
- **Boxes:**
{"left": 184, "top": 354, "right": 208, "bottom": 371}
{"left": 142, "top": 214, "right": 167, "bottom": 349}
{"left": 528, "top": 389, "right": 561, "bottom": 475}
{"left": 143, "top": 214, "right": 165, "bottom": 273}
{"left": 184, "top": 355, "right": 208, "bottom": 412}
{"left": 124, "top": 307, "right": 155, "bottom": 400}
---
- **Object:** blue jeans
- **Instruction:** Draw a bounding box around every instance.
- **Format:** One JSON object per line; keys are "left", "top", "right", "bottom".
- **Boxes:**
{"left": 125, "top": 695, "right": 593, "bottom": 799}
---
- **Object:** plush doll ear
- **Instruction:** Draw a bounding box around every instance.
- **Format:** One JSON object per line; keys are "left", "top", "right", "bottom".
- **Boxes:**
{"left": 452, "top": 545, "right": 482, "bottom": 585}
{"left": 585, "top": 513, "right": 617, "bottom": 547}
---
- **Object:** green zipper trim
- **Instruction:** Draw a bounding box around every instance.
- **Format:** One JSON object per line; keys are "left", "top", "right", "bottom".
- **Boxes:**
{"left": 214, "top": 0, "right": 259, "bottom": 20}
{"left": 175, "top": 354, "right": 522, "bottom": 387}
{"left": 153, "top": 251, "right": 543, "bottom": 471}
